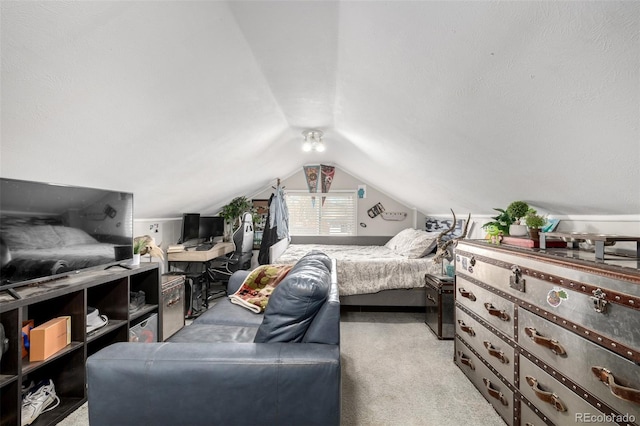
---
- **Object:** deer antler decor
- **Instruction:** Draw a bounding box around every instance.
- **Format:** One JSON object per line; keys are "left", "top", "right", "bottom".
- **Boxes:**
{"left": 433, "top": 209, "right": 470, "bottom": 264}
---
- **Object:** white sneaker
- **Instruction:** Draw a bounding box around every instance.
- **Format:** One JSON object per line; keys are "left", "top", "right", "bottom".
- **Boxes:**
{"left": 21, "top": 379, "right": 60, "bottom": 426}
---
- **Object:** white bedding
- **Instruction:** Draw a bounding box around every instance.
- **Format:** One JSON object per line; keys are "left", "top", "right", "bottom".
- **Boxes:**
{"left": 275, "top": 244, "right": 441, "bottom": 296}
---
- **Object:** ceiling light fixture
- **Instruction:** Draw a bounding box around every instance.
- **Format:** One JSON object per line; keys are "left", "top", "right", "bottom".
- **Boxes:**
{"left": 302, "top": 129, "right": 325, "bottom": 152}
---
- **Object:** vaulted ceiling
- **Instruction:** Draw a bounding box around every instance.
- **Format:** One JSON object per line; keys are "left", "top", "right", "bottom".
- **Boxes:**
{"left": 2, "top": 1, "right": 638, "bottom": 219}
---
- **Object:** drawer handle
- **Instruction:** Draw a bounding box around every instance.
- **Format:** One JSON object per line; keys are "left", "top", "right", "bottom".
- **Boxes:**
{"left": 483, "top": 378, "right": 509, "bottom": 406}
{"left": 457, "top": 320, "right": 475, "bottom": 337}
{"left": 427, "top": 294, "right": 437, "bottom": 304}
{"left": 592, "top": 366, "right": 640, "bottom": 405}
{"left": 458, "top": 288, "right": 476, "bottom": 301}
{"left": 525, "top": 375, "right": 567, "bottom": 412}
{"left": 167, "top": 296, "right": 182, "bottom": 307}
{"left": 484, "top": 303, "right": 510, "bottom": 321}
{"left": 483, "top": 341, "right": 509, "bottom": 364}
{"left": 524, "top": 327, "right": 566, "bottom": 356}
{"left": 457, "top": 351, "right": 475, "bottom": 370}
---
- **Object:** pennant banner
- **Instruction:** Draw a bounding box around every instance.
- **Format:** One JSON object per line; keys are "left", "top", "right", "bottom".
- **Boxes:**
{"left": 321, "top": 164, "right": 335, "bottom": 205}
{"left": 303, "top": 165, "right": 320, "bottom": 207}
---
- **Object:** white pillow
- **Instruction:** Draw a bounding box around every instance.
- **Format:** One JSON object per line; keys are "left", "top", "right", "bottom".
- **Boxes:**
{"left": 385, "top": 229, "right": 440, "bottom": 259}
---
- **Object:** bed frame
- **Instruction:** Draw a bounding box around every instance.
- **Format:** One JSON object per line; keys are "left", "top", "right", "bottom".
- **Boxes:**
{"left": 269, "top": 236, "right": 427, "bottom": 307}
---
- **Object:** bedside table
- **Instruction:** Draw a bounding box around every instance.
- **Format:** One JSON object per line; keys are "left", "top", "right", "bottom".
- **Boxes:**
{"left": 424, "top": 273, "right": 454, "bottom": 340}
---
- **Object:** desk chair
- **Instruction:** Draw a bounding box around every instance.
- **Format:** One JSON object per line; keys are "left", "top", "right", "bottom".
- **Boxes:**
{"left": 207, "top": 212, "right": 254, "bottom": 287}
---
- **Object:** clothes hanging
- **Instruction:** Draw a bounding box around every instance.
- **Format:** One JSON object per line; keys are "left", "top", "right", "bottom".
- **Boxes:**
{"left": 270, "top": 184, "right": 289, "bottom": 240}
{"left": 258, "top": 194, "right": 278, "bottom": 265}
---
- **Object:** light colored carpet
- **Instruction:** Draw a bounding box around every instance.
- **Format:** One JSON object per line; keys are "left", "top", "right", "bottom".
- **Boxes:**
{"left": 59, "top": 311, "right": 504, "bottom": 426}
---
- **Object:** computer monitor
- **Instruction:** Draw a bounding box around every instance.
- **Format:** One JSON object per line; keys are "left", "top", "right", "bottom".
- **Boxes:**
{"left": 199, "top": 216, "right": 225, "bottom": 242}
{"left": 179, "top": 213, "right": 200, "bottom": 244}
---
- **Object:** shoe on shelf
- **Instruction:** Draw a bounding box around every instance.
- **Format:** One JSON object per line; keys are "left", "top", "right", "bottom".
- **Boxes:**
{"left": 86, "top": 306, "right": 109, "bottom": 334}
{"left": 129, "top": 290, "right": 146, "bottom": 312}
{"left": 21, "top": 379, "right": 60, "bottom": 426}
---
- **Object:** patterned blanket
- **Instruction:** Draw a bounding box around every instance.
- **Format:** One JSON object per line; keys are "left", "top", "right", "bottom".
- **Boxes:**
{"left": 228, "top": 264, "right": 293, "bottom": 313}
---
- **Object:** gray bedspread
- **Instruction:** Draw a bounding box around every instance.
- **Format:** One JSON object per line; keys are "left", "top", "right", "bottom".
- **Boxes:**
{"left": 275, "top": 244, "right": 441, "bottom": 296}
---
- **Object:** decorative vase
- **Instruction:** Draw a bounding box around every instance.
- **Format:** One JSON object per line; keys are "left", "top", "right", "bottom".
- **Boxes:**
{"left": 528, "top": 228, "right": 540, "bottom": 240}
{"left": 132, "top": 253, "right": 141, "bottom": 266}
{"left": 509, "top": 224, "right": 528, "bottom": 237}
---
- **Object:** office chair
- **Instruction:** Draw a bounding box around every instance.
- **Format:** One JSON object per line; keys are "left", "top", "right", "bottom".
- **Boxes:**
{"left": 207, "top": 212, "right": 254, "bottom": 286}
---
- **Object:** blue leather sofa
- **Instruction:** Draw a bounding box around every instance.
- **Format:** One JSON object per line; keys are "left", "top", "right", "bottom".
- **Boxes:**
{"left": 87, "top": 251, "right": 340, "bottom": 426}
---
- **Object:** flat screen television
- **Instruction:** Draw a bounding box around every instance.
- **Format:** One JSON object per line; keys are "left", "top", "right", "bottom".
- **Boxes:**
{"left": 198, "top": 216, "right": 224, "bottom": 242}
{"left": 179, "top": 213, "right": 200, "bottom": 245}
{"left": 0, "top": 178, "right": 134, "bottom": 296}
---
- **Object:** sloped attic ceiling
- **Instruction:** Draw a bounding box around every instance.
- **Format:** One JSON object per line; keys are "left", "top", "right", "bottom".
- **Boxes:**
{"left": 1, "top": 1, "right": 638, "bottom": 219}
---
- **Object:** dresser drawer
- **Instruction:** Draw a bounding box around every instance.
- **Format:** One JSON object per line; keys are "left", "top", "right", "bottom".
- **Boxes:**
{"left": 456, "top": 276, "right": 515, "bottom": 339}
{"left": 519, "top": 398, "right": 551, "bottom": 426}
{"left": 457, "top": 244, "right": 640, "bottom": 355}
{"left": 455, "top": 338, "right": 514, "bottom": 425}
{"left": 456, "top": 306, "right": 515, "bottom": 382}
{"left": 519, "top": 308, "right": 640, "bottom": 420}
{"left": 520, "top": 356, "right": 619, "bottom": 426}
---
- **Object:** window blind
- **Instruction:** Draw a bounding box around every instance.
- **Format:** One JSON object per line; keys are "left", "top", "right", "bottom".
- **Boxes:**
{"left": 287, "top": 191, "right": 357, "bottom": 236}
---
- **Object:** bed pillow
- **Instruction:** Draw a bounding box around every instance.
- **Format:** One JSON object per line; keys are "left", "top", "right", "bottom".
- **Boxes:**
{"left": 254, "top": 251, "right": 331, "bottom": 343}
{"left": 2, "top": 225, "right": 62, "bottom": 250}
{"left": 385, "top": 228, "right": 440, "bottom": 259}
{"left": 384, "top": 228, "right": 416, "bottom": 252}
{"left": 53, "top": 226, "right": 98, "bottom": 246}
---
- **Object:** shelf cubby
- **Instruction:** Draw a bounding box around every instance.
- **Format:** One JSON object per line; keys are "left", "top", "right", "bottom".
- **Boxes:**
{"left": 0, "top": 263, "right": 160, "bottom": 426}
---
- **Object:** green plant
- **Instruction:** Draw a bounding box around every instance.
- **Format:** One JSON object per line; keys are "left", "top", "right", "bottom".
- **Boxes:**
{"left": 524, "top": 208, "right": 547, "bottom": 229}
{"left": 482, "top": 208, "right": 513, "bottom": 235}
{"left": 133, "top": 238, "right": 146, "bottom": 255}
{"left": 506, "top": 201, "right": 530, "bottom": 223}
{"left": 220, "top": 196, "right": 255, "bottom": 230}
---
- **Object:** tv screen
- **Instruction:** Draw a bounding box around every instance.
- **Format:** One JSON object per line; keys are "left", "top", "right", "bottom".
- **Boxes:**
{"left": 199, "top": 216, "right": 224, "bottom": 242}
{"left": 0, "top": 178, "right": 134, "bottom": 292}
{"left": 180, "top": 213, "right": 200, "bottom": 245}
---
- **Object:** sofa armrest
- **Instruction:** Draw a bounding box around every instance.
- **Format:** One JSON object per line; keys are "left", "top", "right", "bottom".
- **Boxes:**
{"left": 87, "top": 342, "right": 340, "bottom": 426}
{"left": 227, "top": 270, "right": 251, "bottom": 294}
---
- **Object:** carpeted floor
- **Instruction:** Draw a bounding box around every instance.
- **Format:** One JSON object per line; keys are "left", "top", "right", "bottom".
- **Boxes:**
{"left": 59, "top": 310, "right": 504, "bottom": 426}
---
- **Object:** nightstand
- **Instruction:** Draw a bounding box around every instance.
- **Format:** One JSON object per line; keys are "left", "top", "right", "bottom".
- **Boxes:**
{"left": 424, "top": 273, "right": 454, "bottom": 340}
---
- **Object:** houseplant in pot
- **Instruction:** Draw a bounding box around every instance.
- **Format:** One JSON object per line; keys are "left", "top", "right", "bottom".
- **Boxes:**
{"left": 524, "top": 208, "right": 547, "bottom": 240}
{"left": 506, "top": 201, "right": 530, "bottom": 237}
{"left": 220, "top": 196, "right": 255, "bottom": 240}
{"left": 482, "top": 208, "right": 513, "bottom": 238}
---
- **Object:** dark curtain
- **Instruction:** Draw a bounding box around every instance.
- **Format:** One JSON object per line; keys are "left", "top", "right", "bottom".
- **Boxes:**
{"left": 258, "top": 193, "right": 278, "bottom": 265}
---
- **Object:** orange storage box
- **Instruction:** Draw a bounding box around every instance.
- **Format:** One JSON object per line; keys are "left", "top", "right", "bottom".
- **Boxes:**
{"left": 29, "top": 317, "right": 70, "bottom": 362}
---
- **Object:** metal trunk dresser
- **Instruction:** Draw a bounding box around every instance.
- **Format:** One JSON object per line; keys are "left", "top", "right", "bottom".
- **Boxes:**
{"left": 453, "top": 240, "right": 640, "bottom": 426}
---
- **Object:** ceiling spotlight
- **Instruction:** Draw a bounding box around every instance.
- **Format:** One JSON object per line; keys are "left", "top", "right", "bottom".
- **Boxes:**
{"left": 302, "top": 130, "right": 325, "bottom": 152}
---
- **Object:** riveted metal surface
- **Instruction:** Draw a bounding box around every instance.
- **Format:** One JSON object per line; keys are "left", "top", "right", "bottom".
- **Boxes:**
{"left": 519, "top": 308, "right": 640, "bottom": 420}
{"left": 519, "top": 356, "right": 622, "bottom": 426}
{"left": 456, "top": 306, "right": 515, "bottom": 382}
{"left": 457, "top": 242, "right": 640, "bottom": 363}
{"left": 456, "top": 275, "right": 515, "bottom": 339}
{"left": 455, "top": 338, "right": 514, "bottom": 426}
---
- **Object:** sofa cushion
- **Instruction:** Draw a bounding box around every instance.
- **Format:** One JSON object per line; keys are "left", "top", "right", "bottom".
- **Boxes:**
{"left": 254, "top": 251, "right": 331, "bottom": 343}
{"left": 168, "top": 323, "right": 258, "bottom": 343}
{"left": 195, "top": 297, "right": 264, "bottom": 328}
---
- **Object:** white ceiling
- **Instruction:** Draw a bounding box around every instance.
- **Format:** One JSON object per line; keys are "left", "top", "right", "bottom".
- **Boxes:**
{"left": 1, "top": 1, "right": 639, "bottom": 219}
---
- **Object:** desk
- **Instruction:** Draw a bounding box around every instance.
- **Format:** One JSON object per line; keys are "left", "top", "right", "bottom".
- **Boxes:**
{"left": 167, "top": 242, "right": 234, "bottom": 317}
{"left": 167, "top": 242, "right": 234, "bottom": 263}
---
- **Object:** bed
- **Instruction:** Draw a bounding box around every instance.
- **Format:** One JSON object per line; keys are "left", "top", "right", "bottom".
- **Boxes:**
{"left": 1, "top": 216, "right": 127, "bottom": 283}
{"left": 270, "top": 229, "right": 445, "bottom": 307}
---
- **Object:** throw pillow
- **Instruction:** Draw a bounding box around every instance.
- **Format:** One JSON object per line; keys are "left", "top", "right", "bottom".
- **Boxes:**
{"left": 254, "top": 251, "right": 331, "bottom": 343}
{"left": 228, "top": 264, "right": 293, "bottom": 313}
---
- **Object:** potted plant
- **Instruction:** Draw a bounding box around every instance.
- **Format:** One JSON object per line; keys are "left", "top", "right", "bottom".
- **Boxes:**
{"left": 524, "top": 208, "right": 547, "bottom": 240}
{"left": 132, "top": 238, "right": 145, "bottom": 265}
{"left": 219, "top": 196, "right": 255, "bottom": 239}
{"left": 506, "top": 201, "right": 530, "bottom": 236}
{"left": 482, "top": 208, "right": 513, "bottom": 237}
